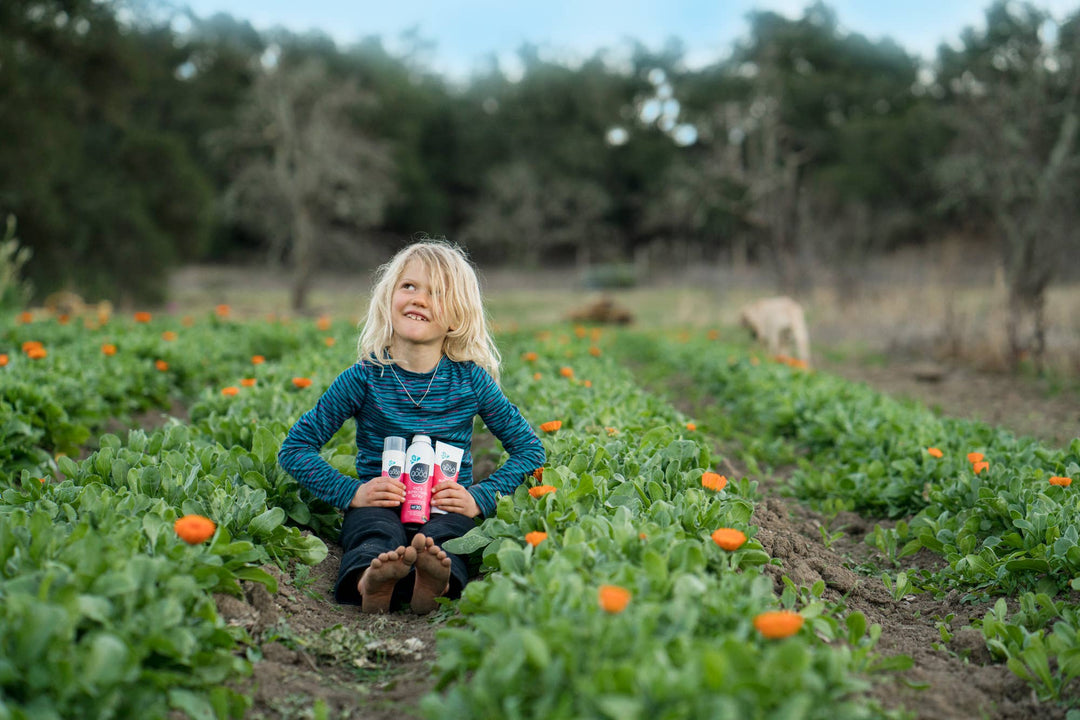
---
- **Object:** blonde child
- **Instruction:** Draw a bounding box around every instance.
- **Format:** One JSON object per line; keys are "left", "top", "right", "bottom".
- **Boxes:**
{"left": 279, "top": 240, "right": 545, "bottom": 614}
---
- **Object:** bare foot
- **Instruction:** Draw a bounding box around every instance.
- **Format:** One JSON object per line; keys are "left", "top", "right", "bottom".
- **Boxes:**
{"left": 410, "top": 533, "right": 452, "bottom": 615}
{"left": 358, "top": 544, "right": 417, "bottom": 613}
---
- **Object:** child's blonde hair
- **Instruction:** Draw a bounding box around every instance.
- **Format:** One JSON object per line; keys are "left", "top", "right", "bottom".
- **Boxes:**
{"left": 357, "top": 240, "right": 501, "bottom": 382}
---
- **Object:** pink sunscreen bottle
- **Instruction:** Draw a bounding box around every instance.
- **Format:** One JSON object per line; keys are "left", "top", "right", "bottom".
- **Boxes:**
{"left": 400, "top": 434, "right": 434, "bottom": 525}
{"left": 382, "top": 436, "right": 406, "bottom": 480}
{"left": 430, "top": 441, "right": 463, "bottom": 515}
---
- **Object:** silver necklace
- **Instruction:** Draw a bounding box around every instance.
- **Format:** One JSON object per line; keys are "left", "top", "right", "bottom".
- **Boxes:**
{"left": 389, "top": 357, "right": 442, "bottom": 408}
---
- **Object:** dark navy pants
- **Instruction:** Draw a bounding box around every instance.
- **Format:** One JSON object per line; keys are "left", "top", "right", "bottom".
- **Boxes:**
{"left": 334, "top": 506, "right": 477, "bottom": 608}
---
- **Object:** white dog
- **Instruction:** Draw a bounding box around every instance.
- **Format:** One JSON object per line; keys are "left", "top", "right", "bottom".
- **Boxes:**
{"left": 739, "top": 296, "right": 811, "bottom": 366}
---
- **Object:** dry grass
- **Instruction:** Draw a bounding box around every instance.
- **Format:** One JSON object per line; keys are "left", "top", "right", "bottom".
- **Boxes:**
{"left": 167, "top": 242, "right": 1080, "bottom": 378}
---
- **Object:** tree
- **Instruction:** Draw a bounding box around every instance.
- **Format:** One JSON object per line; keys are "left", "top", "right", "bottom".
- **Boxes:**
{"left": 935, "top": 1, "right": 1080, "bottom": 371}
{"left": 214, "top": 50, "right": 396, "bottom": 311}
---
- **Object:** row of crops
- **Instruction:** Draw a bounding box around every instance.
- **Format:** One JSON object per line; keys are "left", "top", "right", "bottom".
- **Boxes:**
{"left": 2, "top": 313, "right": 1078, "bottom": 717}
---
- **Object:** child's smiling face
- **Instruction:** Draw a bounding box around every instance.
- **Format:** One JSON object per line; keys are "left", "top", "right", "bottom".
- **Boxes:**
{"left": 391, "top": 259, "right": 450, "bottom": 348}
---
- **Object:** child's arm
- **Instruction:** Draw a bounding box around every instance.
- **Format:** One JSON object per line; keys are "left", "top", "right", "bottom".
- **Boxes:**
{"left": 468, "top": 365, "right": 546, "bottom": 517}
{"left": 278, "top": 364, "right": 369, "bottom": 509}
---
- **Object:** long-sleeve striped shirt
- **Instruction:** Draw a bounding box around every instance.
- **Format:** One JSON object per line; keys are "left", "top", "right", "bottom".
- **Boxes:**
{"left": 278, "top": 357, "right": 545, "bottom": 517}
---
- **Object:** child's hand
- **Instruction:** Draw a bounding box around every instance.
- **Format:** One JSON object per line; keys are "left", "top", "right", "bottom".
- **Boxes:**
{"left": 351, "top": 477, "right": 407, "bottom": 508}
{"left": 431, "top": 481, "right": 480, "bottom": 518}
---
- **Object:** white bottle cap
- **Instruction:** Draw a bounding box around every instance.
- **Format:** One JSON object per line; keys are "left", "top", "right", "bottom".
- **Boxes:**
{"left": 383, "top": 436, "right": 406, "bottom": 453}
{"left": 412, "top": 434, "right": 431, "bottom": 445}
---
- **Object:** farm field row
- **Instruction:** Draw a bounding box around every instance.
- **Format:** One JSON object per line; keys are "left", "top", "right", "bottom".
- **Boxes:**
{"left": 1, "top": 313, "right": 1078, "bottom": 718}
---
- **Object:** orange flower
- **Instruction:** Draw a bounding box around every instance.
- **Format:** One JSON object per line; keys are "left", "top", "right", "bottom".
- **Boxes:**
{"left": 574, "top": 325, "right": 587, "bottom": 339}
{"left": 252, "top": 355, "right": 266, "bottom": 365}
{"left": 559, "top": 366, "right": 574, "bottom": 378}
{"left": 1049, "top": 476, "right": 1072, "bottom": 487}
{"left": 21, "top": 340, "right": 43, "bottom": 353}
{"left": 0, "top": 354, "right": 8, "bottom": 367}
{"left": 583, "top": 380, "right": 592, "bottom": 388}
{"left": 973, "top": 461, "right": 989, "bottom": 475}
{"left": 57, "top": 314, "right": 70, "bottom": 325}
{"left": 967, "top": 452, "right": 984, "bottom": 464}
{"left": 529, "top": 485, "right": 556, "bottom": 498}
{"left": 686, "top": 422, "right": 697, "bottom": 432}
{"left": 215, "top": 304, "right": 230, "bottom": 318}
{"left": 753, "top": 610, "right": 804, "bottom": 639}
{"left": 523, "top": 351, "right": 539, "bottom": 362}
{"left": 533, "top": 372, "right": 542, "bottom": 381}
{"left": 181, "top": 315, "right": 195, "bottom": 327}
{"left": 174, "top": 514, "right": 216, "bottom": 544}
{"left": 927, "top": 447, "right": 944, "bottom": 458}
{"left": 316, "top": 315, "right": 331, "bottom": 331}
{"left": 27, "top": 347, "right": 47, "bottom": 360}
{"left": 324, "top": 336, "right": 336, "bottom": 347}
{"left": 161, "top": 331, "right": 177, "bottom": 341}
{"left": 707, "top": 329, "right": 720, "bottom": 340}
{"left": 240, "top": 377, "right": 257, "bottom": 387}
{"left": 533, "top": 467, "right": 544, "bottom": 481}
{"left": 598, "top": 585, "right": 631, "bottom": 614}
{"left": 711, "top": 528, "right": 747, "bottom": 551}
{"left": 701, "top": 472, "right": 728, "bottom": 492}
{"left": 134, "top": 311, "right": 152, "bottom": 323}
{"left": 292, "top": 377, "right": 313, "bottom": 389}
{"left": 605, "top": 426, "right": 619, "bottom": 436}
{"left": 540, "top": 420, "right": 562, "bottom": 433}
{"left": 589, "top": 346, "right": 601, "bottom": 357}
{"left": 155, "top": 360, "right": 169, "bottom": 371}
{"left": 525, "top": 531, "right": 548, "bottom": 546}
{"left": 17, "top": 311, "right": 32, "bottom": 324}
{"left": 639, "top": 532, "right": 647, "bottom": 540}
{"left": 221, "top": 386, "right": 239, "bottom": 396}
{"left": 101, "top": 343, "right": 117, "bottom": 356}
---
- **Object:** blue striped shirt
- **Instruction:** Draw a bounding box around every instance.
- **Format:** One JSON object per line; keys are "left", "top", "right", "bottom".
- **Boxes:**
{"left": 278, "top": 357, "right": 545, "bottom": 517}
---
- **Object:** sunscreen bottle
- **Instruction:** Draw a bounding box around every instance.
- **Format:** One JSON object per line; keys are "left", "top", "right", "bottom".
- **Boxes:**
{"left": 401, "top": 434, "right": 434, "bottom": 525}
{"left": 430, "top": 441, "right": 464, "bottom": 515}
{"left": 381, "top": 436, "right": 406, "bottom": 480}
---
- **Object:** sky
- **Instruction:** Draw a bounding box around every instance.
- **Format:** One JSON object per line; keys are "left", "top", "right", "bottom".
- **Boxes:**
{"left": 177, "top": 0, "right": 1080, "bottom": 78}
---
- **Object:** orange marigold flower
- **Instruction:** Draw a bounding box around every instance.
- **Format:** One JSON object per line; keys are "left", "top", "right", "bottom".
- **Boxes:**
{"left": 540, "top": 420, "right": 562, "bottom": 433}
{"left": 18, "top": 311, "right": 33, "bottom": 324}
{"left": 574, "top": 325, "right": 587, "bottom": 338}
{"left": 215, "top": 304, "right": 230, "bottom": 317}
{"left": 27, "top": 347, "right": 47, "bottom": 360}
{"left": 0, "top": 353, "right": 7, "bottom": 367}
{"left": 221, "top": 386, "right": 239, "bottom": 397}
{"left": 252, "top": 355, "right": 266, "bottom": 365}
{"left": 711, "top": 528, "right": 747, "bottom": 551}
{"left": 583, "top": 380, "right": 592, "bottom": 388}
{"left": 525, "top": 531, "right": 548, "bottom": 547}
{"left": 589, "top": 346, "right": 601, "bottom": 357}
{"left": 533, "top": 467, "right": 544, "bottom": 481}
{"left": 753, "top": 610, "right": 804, "bottom": 639}
{"left": 707, "top": 329, "right": 720, "bottom": 340}
{"left": 598, "top": 585, "right": 631, "bottom": 614}
{"left": 686, "top": 422, "right": 697, "bottom": 431}
{"left": 606, "top": 426, "right": 619, "bottom": 436}
{"left": 155, "top": 360, "right": 169, "bottom": 371}
{"left": 559, "top": 366, "right": 574, "bottom": 378}
{"left": 927, "top": 447, "right": 944, "bottom": 458}
{"left": 161, "top": 331, "right": 177, "bottom": 341}
{"left": 523, "top": 351, "right": 539, "bottom": 362}
{"left": 639, "top": 532, "right": 647, "bottom": 539}
{"left": 529, "top": 485, "right": 556, "bottom": 498}
{"left": 967, "top": 452, "right": 984, "bottom": 464}
{"left": 1049, "top": 476, "right": 1073, "bottom": 487}
{"left": 57, "top": 313, "right": 70, "bottom": 325}
{"left": 701, "top": 472, "right": 728, "bottom": 492}
{"left": 240, "top": 377, "right": 257, "bottom": 387}
{"left": 134, "top": 311, "right": 152, "bottom": 323}
{"left": 292, "top": 377, "right": 313, "bottom": 389}
{"left": 324, "top": 336, "right": 336, "bottom": 347}
{"left": 316, "top": 315, "right": 331, "bottom": 331}
{"left": 101, "top": 343, "right": 117, "bottom": 356}
{"left": 972, "top": 461, "right": 989, "bottom": 475}
{"left": 21, "top": 340, "right": 43, "bottom": 353}
{"left": 533, "top": 372, "right": 542, "bottom": 380}
{"left": 174, "top": 514, "right": 216, "bottom": 544}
